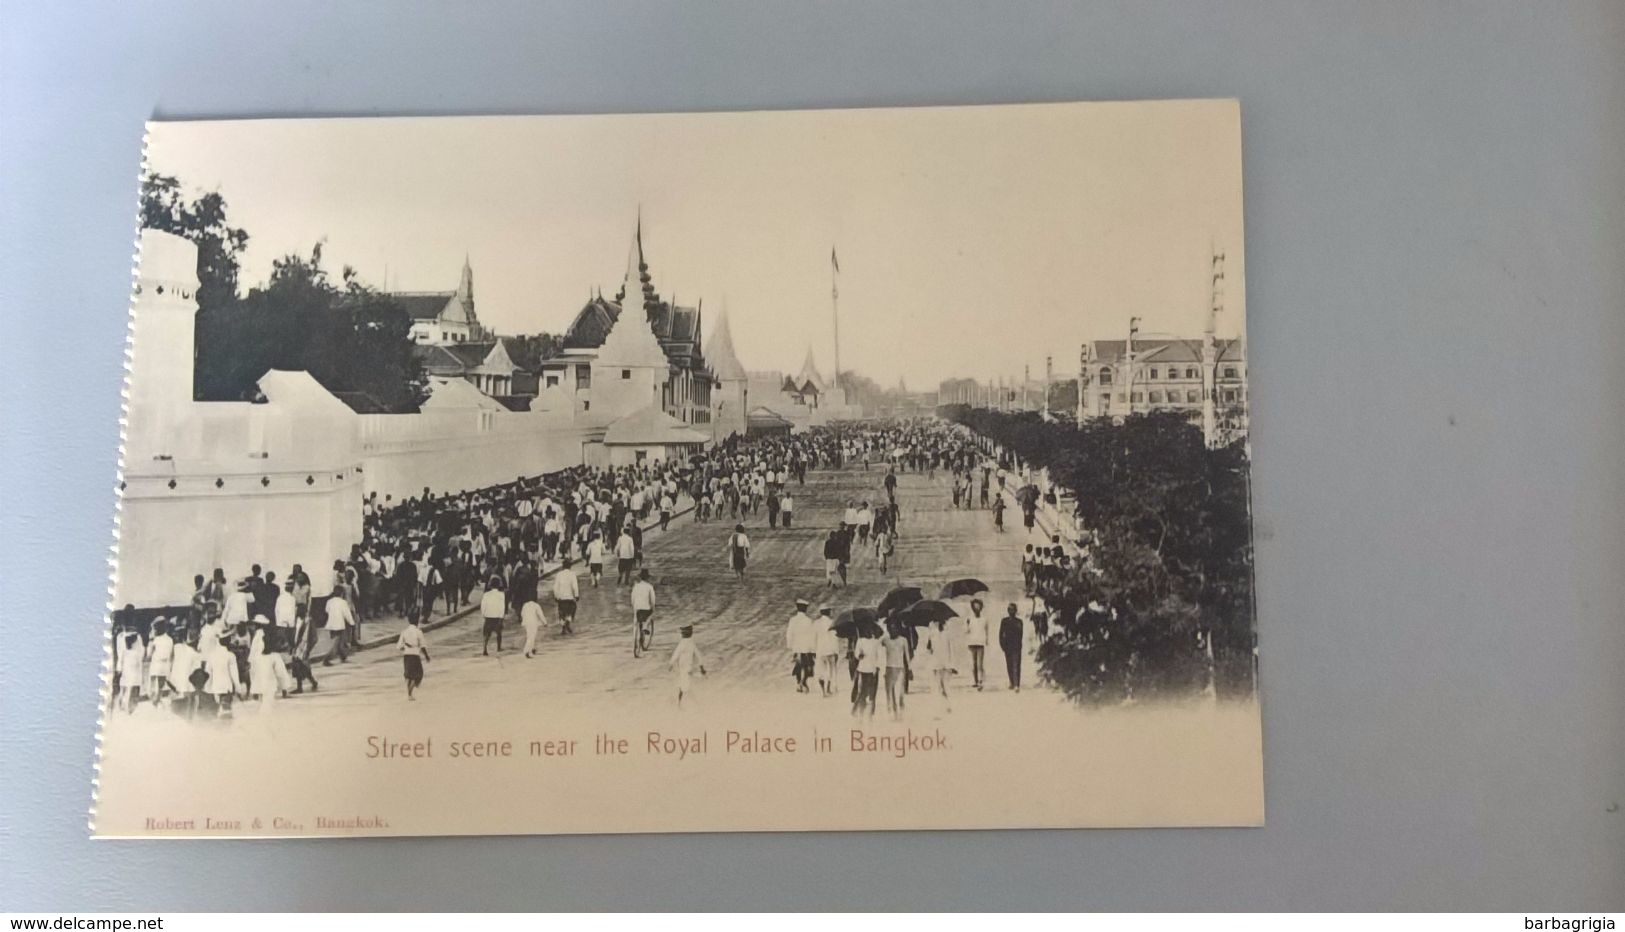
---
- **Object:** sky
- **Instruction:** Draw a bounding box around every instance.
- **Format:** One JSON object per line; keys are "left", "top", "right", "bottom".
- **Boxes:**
{"left": 145, "top": 100, "right": 1246, "bottom": 389}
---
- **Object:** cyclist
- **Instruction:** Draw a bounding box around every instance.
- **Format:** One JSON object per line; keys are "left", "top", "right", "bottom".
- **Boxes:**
{"left": 630, "top": 568, "right": 657, "bottom": 656}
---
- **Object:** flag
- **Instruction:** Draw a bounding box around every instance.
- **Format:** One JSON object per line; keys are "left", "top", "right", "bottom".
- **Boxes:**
{"left": 831, "top": 247, "right": 839, "bottom": 274}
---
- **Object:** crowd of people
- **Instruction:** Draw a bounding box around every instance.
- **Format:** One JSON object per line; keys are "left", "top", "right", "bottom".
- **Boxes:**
{"left": 110, "top": 427, "right": 862, "bottom": 716}
{"left": 109, "top": 416, "right": 1080, "bottom": 718}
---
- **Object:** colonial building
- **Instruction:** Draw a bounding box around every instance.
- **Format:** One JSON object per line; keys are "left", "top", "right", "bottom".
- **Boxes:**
{"left": 536, "top": 223, "right": 713, "bottom": 425}
{"left": 1082, "top": 334, "right": 1247, "bottom": 421}
{"left": 1078, "top": 249, "right": 1247, "bottom": 445}
{"left": 392, "top": 257, "right": 483, "bottom": 345}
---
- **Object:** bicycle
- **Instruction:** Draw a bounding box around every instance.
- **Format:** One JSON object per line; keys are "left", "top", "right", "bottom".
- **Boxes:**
{"left": 632, "top": 609, "right": 654, "bottom": 657}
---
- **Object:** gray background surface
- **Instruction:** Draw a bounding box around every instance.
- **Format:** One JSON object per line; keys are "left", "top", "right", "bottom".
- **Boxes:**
{"left": 1, "top": 0, "right": 1621, "bottom": 911}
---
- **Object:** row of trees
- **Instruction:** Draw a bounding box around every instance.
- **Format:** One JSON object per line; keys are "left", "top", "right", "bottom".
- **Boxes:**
{"left": 945, "top": 405, "right": 1257, "bottom": 705}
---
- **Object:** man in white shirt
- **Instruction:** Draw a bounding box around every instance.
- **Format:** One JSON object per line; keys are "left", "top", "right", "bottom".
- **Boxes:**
{"left": 549, "top": 557, "right": 580, "bottom": 635}
{"left": 963, "top": 598, "right": 989, "bottom": 691}
{"left": 480, "top": 579, "right": 507, "bottom": 656}
{"left": 785, "top": 598, "right": 817, "bottom": 693}
{"left": 322, "top": 590, "right": 355, "bottom": 666}
{"left": 221, "top": 582, "right": 252, "bottom": 629}
{"left": 585, "top": 534, "right": 606, "bottom": 587}
{"left": 520, "top": 596, "right": 548, "bottom": 659}
{"left": 614, "top": 529, "right": 638, "bottom": 585}
{"left": 630, "top": 569, "right": 657, "bottom": 655}
{"left": 274, "top": 580, "right": 299, "bottom": 652}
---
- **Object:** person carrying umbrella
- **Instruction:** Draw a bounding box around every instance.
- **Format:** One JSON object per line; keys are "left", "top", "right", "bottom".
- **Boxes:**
{"left": 921, "top": 617, "right": 954, "bottom": 713}
{"left": 852, "top": 623, "right": 882, "bottom": 719}
{"left": 882, "top": 620, "right": 912, "bottom": 719}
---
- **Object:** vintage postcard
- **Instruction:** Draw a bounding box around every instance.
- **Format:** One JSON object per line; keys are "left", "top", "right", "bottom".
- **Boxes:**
{"left": 95, "top": 101, "right": 1261, "bottom": 837}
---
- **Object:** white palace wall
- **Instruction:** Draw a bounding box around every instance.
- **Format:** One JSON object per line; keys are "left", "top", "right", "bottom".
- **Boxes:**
{"left": 117, "top": 232, "right": 607, "bottom": 608}
{"left": 357, "top": 408, "right": 601, "bottom": 503}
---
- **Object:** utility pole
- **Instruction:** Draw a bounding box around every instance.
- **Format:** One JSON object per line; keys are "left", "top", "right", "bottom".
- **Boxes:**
{"left": 1125, "top": 317, "right": 1140, "bottom": 416}
{"left": 1044, "top": 356, "right": 1053, "bottom": 420}
{"left": 1078, "top": 342, "right": 1089, "bottom": 424}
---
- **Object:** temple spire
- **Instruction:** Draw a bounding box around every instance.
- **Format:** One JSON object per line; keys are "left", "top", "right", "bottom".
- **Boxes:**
{"left": 708, "top": 300, "right": 747, "bottom": 382}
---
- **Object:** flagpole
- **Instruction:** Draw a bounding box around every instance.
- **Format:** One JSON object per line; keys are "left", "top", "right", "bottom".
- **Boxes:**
{"left": 831, "top": 247, "right": 841, "bottom": 403}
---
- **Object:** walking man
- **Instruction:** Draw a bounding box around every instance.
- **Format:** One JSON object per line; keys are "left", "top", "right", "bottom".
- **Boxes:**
{"left": 480, "top": 576, "right": 507, "bottom": 656}
{"left": 553, "top": 556, "right": 579, "bottom": 635}
{"left": 999, "top": 602, "right": 1024, "bottom": 692}
{"left": 630, "top": 569, "right": 657, "bottom": 656}
{"left": 815, "top": 606, "right": 840, "bottom": 698}
{"left": 882, "top": 621, "right": 911, "bottom": 719}
{"left": 669, "top": 624, "right": 706, "bottom": 707}
{"left": 964, "top": 598, "right": 988, "bottom": 690}
{"left": 615, "top": 526, "right": 637, "bottom": 585}
{"left": 852, "top": 627, "right": 882, "bottom": 718}
{"left": 823, "top": 530, "right": 844, "bottom": 588}
{"left": 786, "top": 598, "right": 816, "bottom": 693}
{"left": 397, "top": 616, "right": 430, "bottom": 700}
{"left": 521, "top": 595, "right": 547, "bottom": 659}
{"left": 727, "top": 524, "right": 751, "bottom": 580}
{"left": 586, "top": 533, "right": 606, "bottom": 587}
{"left": 321, "top": 589, "right": 355, "bottom": 666}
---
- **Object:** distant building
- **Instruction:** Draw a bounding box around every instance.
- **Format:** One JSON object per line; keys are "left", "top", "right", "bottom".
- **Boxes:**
{"left": 601, "top": 404, "right": 710, "bottom": 467}
{"left": 1081, "top": 332, "right": 1247, "bottom": 442}
{"left": 536, "top": 222, "right": 712, "bottom": 426}
{"left": 412, "top": 338, "right": 535, "bottom": 403}
{"left": 1079, "top": 249, "right": 1247, "bottom": 444}
{"left": 745, "top": 406, "right": 794, "bottom": 438}
{"left": 392, "top": 258, "right": 483, "bottom": 345}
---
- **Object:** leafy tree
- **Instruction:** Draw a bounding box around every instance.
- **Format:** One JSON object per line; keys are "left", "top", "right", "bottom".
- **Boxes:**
{"left": 140, "top": 173, "right": 426, "bottom": 410}
{"left": 138, "top": 172, "right": 248, "bottom": 312}
{"left": 946, "top": 406, "right": 1256, "bottom": 704}
{"left": 194, "top": 243, "right": 425, "bottom": 410}
{"left": 503, "top": 333, "right": 564, "bottom": 372}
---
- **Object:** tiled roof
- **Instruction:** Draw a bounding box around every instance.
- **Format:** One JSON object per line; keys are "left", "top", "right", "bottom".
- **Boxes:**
{"left": 562, "top": 296, "right": 620, "bottom": 350}
{"left": 603, "top": 405, "right": 710, "bottom": 446}
{"left": 413, "top": 344, "right": 472, "bottom": 374}
{"left": 330, "top": 390, "right": 393, "bottom": 414}
{"left": 1093, "top": 336, "right": 1245, "bottom": 365}
{"left": 388, "top": 292, "right": 456, "bottom": 321}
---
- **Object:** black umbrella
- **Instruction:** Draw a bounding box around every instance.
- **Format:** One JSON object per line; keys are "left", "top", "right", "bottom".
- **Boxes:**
{"left": 1015, "top": 484, "right": 1041, "bottom": 507}
{"left": 877, "top": 586, "right": 925, "bottom": 618}
{"left": 831, "top": 607, "right": 879, "bottom": 638}
{"left": 939, "top": 578, "right": 990, "bottom": 599}
{"left": 895, "top": 599, "right": 959, "bottom": 627}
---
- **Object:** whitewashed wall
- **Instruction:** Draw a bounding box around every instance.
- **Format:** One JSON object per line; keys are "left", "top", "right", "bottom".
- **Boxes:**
{"left": 358, "top": 410, "right": 601, "bottom": 502}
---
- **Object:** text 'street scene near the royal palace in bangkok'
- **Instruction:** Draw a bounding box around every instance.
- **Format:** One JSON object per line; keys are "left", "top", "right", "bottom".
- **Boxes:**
{"left": 93, "top": 102, "right": 1263, "bottom": 837}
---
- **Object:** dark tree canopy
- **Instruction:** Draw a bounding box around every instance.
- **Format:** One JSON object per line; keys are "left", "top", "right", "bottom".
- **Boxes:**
{"left": 944, "top": 405, "right": 1257, "bottom": 704}
{"left": 139, "top": 172, "right": 249, "bottom": 313}
{"left": 140, "top": 173, "right": 426, "bottom": 411}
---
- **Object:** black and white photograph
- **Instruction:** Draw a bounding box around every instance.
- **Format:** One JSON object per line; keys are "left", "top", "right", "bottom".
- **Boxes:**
{"left": 93, "top": 101, "right": 1262, "bottom": 837}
